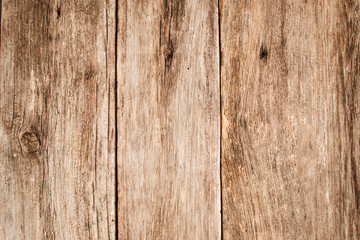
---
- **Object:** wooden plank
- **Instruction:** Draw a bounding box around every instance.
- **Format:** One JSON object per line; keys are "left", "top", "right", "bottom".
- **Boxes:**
{"left": 0, "top": 0, "right": 116, "bottom": 239}
{"left": 116, "top": 0, "right": 221, "bottom": 238}
{"left": 221, "top": 0, "right": 360, "bottom": 239}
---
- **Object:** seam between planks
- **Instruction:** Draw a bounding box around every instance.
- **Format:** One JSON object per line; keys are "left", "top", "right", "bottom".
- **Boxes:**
{"left": 0, "top": 0, "right": 2, "bottom": 57}
{"left": 218, "top": 0, "right": 223, "bottom": 239}
{"left": 114, "top": 0, "right": 119, "bottom": 239}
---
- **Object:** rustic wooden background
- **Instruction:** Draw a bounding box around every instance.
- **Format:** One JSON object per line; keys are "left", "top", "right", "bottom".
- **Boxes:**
{"left": 0, "top": 0, "right": 359, "bottom": 239}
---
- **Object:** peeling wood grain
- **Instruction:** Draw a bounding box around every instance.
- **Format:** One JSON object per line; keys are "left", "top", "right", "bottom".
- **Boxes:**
{"left": 116, "top": 0, "right": 221, "bottom": 239}
{"left": 221, "top": 0, "right": 360, "bottom": 239}
{"left": 0, "top": 0, "right": 116, "bottom": 239}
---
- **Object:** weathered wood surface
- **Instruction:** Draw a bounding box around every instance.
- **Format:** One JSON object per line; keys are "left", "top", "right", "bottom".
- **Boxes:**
{"left": 116, "top": 0, "right": 221, "bottom": 239}
{"left": 221, "top": 0, "right": 360, "bottom": 239}
{"left": 2, "top": 0, "right": 360, "bottom": 239}
{"left": 0, "top": 0, "right": 116, "bottom": 239}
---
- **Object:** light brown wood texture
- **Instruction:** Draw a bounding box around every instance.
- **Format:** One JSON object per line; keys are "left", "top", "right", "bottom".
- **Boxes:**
{"left": 0, "top": 0, "right": 116, "bottom": 239}
{"left": 116, "top": 0, "right": 221, "bottom": 239}
{"left": 2, "top": 0, "right": 360, "bottom": 239}
{"left": 221, "top": 0, "right": 360, "bottom": 239}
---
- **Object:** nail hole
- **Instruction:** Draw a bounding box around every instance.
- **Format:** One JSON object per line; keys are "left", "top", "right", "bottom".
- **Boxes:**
{"left": 259, "top": 43, "right": 268, "bottom": 61}
{"left": 56, "top": 7, "right": 61, "bottom": 19}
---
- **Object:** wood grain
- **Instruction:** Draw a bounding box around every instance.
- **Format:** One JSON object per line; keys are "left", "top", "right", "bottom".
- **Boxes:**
{"left": 3, "top": 0, "right": 359, "bottom": 239}
{"left": 0, "top": 0, "right": 116, "bottom": 239}
{"left": 221, "top": 0, "right": 360, "bottom": 239}
{"left": 116, "top": 0, "right": 221, "bottom": 239}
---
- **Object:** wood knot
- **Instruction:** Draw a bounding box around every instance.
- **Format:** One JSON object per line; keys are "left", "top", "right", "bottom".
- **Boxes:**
{"left": 259, "top": 43, "right": 268, "bottom": 61}
{"left": 20, "top": 131, "right": 40, "bottom": 154}
{"left": 164, "top": 48, "right": 173, "bottom": 60}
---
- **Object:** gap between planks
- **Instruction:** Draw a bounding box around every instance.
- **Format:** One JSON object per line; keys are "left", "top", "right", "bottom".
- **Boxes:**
{"left": 114, "top": 0, "right": 119, "bottom": 239}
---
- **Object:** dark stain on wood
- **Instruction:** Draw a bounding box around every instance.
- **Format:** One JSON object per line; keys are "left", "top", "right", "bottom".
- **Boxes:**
{"left": 84, "top": 67, "right": 95, "bottom": 81}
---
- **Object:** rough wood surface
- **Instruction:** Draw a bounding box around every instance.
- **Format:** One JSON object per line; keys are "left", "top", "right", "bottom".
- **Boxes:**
{"left": 3, "top": 0, "right": 360, "bottom": 239}
{"left": 0, "top": 0, "right": 116, "bottom": 239}
{"left": 221, "top": 0, "right": 360, "bottom": 239}
{"left": 116, "top": 0, "right": 221, "bottom": 239}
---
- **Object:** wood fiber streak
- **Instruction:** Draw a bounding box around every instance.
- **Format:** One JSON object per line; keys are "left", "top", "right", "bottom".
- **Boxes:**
{"left": 221, "top": 0, "right": 360, "bottom": 239}
{"left": 117, "top": 0, "right": 221, "bottom": 239}
{"left": 0, "top": 0, "right": 116, "bottom": 239}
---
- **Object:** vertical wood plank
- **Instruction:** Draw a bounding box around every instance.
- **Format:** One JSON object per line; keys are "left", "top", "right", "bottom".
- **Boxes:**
{"left": 0, "top": 0, "right": 116, "bottom": 239}
{"left": 117, "top": 0, "right": 221, "bottom": 238}
{"left": 221, "top": 0, "right": 360, "bottom": 239}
